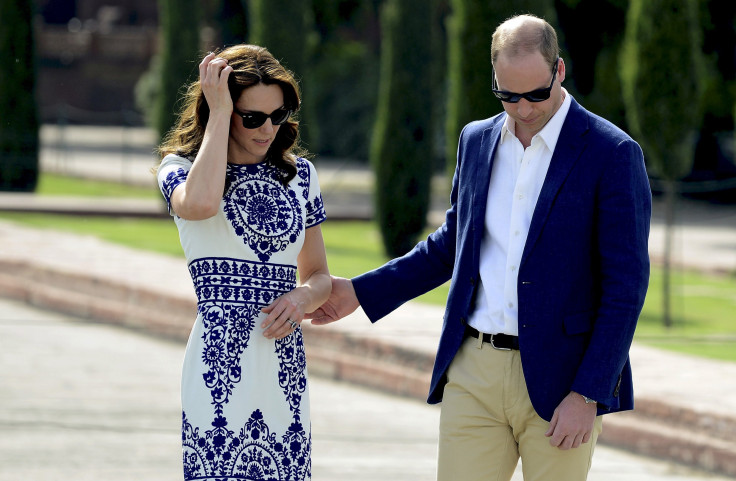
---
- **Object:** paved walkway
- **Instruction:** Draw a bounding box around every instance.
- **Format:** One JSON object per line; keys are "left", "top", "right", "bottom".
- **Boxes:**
{"left": 1, "top": 296, "right": 731, "bottom": 481}
{"left": 0, "top": 125, "right": 735, "bottom": 478}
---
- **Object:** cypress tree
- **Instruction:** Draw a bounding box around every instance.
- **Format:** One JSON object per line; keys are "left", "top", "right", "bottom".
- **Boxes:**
{"left": 304, "top": 0, "right": 381, "bottom": 160}
{"left": 154, "top": 0, "right": 201, "bottom": 141}
{"left": 620, "top": 0, "right": 705, "bottom": 327}
{"left": 0, "top": 0, "right": 39, "bottom": 192}
{"left": 555, "top": 0, "right": 628, "bottom": 129}
{"left": 219, "top": 0, "right": 249, "bottom": 47}
{"left": 249, "top": 0, "right": 314, "bottom": 149}
{"left": 444, "top": 0, "right": 556, "bottom": 177}
{"left": 249, "top": 0, "right": 309, "bottom": 74}
{"left": 691, "top": 1, "right": 736, "bottom": 202}
{"left": 371, "top": 0, "right": 434, "bottom": 257}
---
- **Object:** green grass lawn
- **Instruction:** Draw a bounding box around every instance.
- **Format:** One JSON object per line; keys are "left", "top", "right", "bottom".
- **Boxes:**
{"left": 2, "top": 174, "right": 734, "bottom": 362}
{"left": 37, "top": 173, "right": 160, "bottom": 199}
{"left": 636, "top": 268, "right": 736, "bottom": 361}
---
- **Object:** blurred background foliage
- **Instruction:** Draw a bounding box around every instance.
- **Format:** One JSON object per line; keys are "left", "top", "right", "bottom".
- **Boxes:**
{"left": 3, "top": 0, "right": 736, "bottom": 254}
{"left": 0, "top": 0, "right": 40, "bottom": 192}
{"left": 370, "top": 0, "right": 434, "bottom": 257}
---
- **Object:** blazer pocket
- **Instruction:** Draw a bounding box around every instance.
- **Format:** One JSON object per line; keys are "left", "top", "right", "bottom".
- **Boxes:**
{"left": 563, "top": 310, "right": 595, "bottom": 335}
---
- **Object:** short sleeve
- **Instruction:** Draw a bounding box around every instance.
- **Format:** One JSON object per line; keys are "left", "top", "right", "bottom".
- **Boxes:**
{"left": 157, "top": 154, "right": 192, "bottom": 216}
{"left": 297, "top": 158, "right": 327, "bottom": 228}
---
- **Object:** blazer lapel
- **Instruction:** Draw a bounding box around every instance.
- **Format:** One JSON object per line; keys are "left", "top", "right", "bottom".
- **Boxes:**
{"left": 521, "top": 99, "right": 589, "bottom": 265}
{"left": 472, "top": 120, "right": 504, "bottom": 247}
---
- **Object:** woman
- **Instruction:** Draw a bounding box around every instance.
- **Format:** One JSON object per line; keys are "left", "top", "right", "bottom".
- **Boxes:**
{"left": 156, "top": 45, "right": 330, "bottom": 481}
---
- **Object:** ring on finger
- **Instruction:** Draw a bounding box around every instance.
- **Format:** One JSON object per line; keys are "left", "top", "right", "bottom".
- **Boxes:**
{"left": 287, "top": 319, "right": 298, "bottom": 329}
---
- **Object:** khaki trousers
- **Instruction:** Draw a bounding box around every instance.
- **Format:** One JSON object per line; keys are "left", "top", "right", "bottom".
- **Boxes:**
{"left": 437, "top": 337, "right": 603, "bottom": 481}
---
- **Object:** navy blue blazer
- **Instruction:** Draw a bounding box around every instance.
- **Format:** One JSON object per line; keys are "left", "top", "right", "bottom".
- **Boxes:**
{"left": 352, "top": 98, "right": 651, "bottom": 421}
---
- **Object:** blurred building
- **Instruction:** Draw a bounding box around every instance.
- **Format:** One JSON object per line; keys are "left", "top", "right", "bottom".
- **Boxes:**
{"left": 35, "top": 0, "right": 159, "bottom": 125}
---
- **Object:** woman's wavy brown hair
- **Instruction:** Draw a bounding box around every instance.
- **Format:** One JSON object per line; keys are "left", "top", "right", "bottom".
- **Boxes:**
{"left": 157, "top": 44, "right": 304, "bottom": 184}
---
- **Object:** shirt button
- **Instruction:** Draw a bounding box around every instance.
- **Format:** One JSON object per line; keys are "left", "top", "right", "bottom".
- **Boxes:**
{"left": 508, "top": 302, "right": 514, "bottom": 308}
{"left": 510, "top": 266, "right": 517, "bottom": 271}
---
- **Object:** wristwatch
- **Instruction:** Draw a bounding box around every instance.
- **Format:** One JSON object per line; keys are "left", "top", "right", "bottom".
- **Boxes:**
{"left": 581, "top": 395, "right": 597, "bottom": 404}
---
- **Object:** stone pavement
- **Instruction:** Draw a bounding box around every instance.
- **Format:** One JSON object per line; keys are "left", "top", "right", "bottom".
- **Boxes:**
{"left": 1, "top": 296, "right": 731, "bottom": 481}
{"left": 0, "top": 124, "right": 735, "bottom": 478}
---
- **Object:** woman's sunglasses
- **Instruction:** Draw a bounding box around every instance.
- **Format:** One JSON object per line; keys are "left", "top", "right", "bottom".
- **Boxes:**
{"left": 234, "top": 107, "right": 292, "bottom": 129}
{"left": 491, "top": 58, "right": 559, "bottom": 103}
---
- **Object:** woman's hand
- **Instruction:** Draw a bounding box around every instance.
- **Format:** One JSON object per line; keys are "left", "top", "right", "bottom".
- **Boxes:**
{"left": 261, "top": 289, "right": 308, "bottom": 340}
{"left": 169, "top": 52, "right": 233, "bottom": 220}
{"left": 261, "top": 226, "right": 331, "bottom": 340}
{"left": 199, "top": 52, "right": 233, "bottom": 115}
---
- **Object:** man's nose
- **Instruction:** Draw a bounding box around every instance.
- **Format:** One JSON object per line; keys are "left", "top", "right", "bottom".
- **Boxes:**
{"left": 517, "top": 99, "right": 533, "bottom": 117}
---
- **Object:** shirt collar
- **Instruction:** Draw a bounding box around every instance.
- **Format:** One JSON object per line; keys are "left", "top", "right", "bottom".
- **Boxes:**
{"left": 499, "top": 88, "right": 573, "bottom": 151}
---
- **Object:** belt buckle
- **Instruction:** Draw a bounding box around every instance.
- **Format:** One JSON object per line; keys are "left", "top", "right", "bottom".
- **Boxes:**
{"left": 490, "top": 334, "right": 511, "bottom": 351}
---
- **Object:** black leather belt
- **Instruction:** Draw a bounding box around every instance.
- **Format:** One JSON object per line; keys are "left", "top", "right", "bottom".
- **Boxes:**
{"left": 465, "top": 326, "right": 519, "bottom": 350}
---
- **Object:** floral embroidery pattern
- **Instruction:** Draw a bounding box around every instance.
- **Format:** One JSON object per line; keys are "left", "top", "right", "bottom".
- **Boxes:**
{"left": 200, "top": 303, "right": 257, "bottom": 410}
{"left": 166, "top": 157, "right": 325, "bottom": 481}
{"left": 296, "top": 162, "right": 310, "bottom": 200}
{"left": 276, "top": 331, "right": 308, "bottom": 416}
{"left": 305, "top": 195, "right": 326, "bottom": 227}
{"left": 182, "top": 409, "right": 311, "bottom": 480}
{"left": 190, "top": 257, "right": 297, "bottom": 313}
{"left": 224, "top": 164, "right": 302, "bottom": 262}
{"left": 184, "top": 257, "right": 310, "bottom": 480}
{"left": 296, "top": 158, "right": 326, "bottom": 228}
{"left": 161, "top": 167, "right": 189, "bottom": 213}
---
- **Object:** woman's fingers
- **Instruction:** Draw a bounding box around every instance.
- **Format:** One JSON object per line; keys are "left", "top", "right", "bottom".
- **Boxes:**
{"left": 261, "top": 296, "right": 302, "bottom": 339}
{"left": 263, "top": 313, "right": 300, "bottom": 340}
{"left": 198, "top": 52, "right": 212, "bottom": 78}
{"left": 199, "top": 53, "right": 232, "bottom": 112}
{"left": 198, "top": 52, "right": 215, "bottom": 77}
{"left": 203, "top": 57, "right": 229, "bottom": 86}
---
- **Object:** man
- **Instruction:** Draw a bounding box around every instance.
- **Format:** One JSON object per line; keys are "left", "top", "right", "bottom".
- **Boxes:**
{"left": 308, "top": 14, "right": 651, "bottom": 481}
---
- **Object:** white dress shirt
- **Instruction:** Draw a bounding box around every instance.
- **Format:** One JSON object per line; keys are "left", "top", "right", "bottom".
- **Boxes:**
{"left": 468, "top": 90, "right": 572, "bottom": 336}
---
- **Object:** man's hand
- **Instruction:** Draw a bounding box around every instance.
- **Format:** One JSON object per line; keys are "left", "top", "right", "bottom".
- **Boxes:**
{"left": 545, "top": 391, "right": 598, "bottom": 450}
{"left": 304, "top": 276, "right": 360, "bottom": 325}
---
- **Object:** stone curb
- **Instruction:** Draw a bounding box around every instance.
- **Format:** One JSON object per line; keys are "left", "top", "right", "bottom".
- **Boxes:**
{"left": 601, "top": 404, "right": 736, "bottom": 476}
{"left": 1, "top": 259, "right": 734, "bottom": 477}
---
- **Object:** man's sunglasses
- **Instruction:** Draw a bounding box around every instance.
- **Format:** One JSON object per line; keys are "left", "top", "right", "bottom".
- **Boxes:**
{"left": 491, "top": 58, "right": 559, "bottom": 103}
{"left": 234, "top": 107, "right": 292, "bottom": 129}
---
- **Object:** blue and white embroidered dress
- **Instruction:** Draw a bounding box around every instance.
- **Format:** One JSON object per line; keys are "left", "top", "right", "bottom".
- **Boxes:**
{"left": 158, "top": 154, "right": 326, "bottom": 481}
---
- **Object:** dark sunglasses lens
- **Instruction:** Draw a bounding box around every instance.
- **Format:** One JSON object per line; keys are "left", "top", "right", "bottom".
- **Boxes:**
{"left": 240, "top": 109, "right": 290, "bottom": 128}
{"left": 493, "top": 90, "right": 550, "bottom": 103}
{"left": 270, "top": 109, "right": 291, "bottom": 125}
{"left": 241, "top": 112, "right": 268, "bottom": 129}
{"left": 494, "top": 91, "right": 521, "bottom": 103}
{"left": 524, "top": 90, "right": 551, "bottom": 102}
